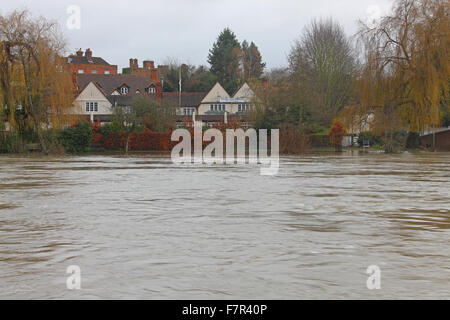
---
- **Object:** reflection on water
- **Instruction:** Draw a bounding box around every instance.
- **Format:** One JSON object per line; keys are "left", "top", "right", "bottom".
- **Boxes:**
{"left": 0, "top": 152, "right": 449, "bottom": 299}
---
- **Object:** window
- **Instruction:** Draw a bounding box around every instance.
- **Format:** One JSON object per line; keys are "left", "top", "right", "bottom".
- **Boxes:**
{"left": 120, "top": 86, "right": 129, "bottom": 94}
{"left": 183, "top": 108, "right": 194, "bottom": 115}
{"left": 148, "top": 86, "right": 156, "bottom": 93}
{"left": 78, "top": 69, "right": 84, "bottom": 74}
{"left": 238, "top": 104, "right": 242, "bottom": 112}
{"left": 104, "top": 71, "right": 110, "bottom": 75}
{"left": 85, "top": 102, "right": 98, "bottom": 112}
{"left": 210, "top": 104, "right": 213, "bottom": 111}
{"left": 92, "top": 70, "right": 97, "bottom": 74}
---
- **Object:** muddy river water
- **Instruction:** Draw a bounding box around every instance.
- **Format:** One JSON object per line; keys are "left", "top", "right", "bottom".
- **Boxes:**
{"left": 0, "top": 152, "right": 449, "bottom": 299}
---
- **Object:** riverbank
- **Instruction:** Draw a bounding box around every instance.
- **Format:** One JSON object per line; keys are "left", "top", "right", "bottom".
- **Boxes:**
{"left": 1, "top": 146, "right": 445, "bottom": 157}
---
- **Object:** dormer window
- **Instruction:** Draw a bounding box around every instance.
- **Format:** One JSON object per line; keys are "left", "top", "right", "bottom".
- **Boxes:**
{"left": 147, "top": 86, "right": 156, "bottom": 94}
{"left": 120, "top": 86, "right": 129, "bottom": 95}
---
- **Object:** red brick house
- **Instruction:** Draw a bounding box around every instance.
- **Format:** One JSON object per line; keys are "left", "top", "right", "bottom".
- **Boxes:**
{"left": 67, "top": 48, "right": 118, "bottom": 75}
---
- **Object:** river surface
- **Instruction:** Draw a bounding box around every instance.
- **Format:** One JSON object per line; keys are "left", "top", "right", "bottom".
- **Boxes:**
{"left": 0, "top": 152, "right": 449, "bottom": 299}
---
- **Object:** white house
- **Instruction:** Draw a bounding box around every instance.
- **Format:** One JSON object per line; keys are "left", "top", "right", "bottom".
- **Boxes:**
{"left": 71, "top": 74, "right": 159, "bottom": 122}
{"left": 197, "top": 82, "right": 256, "bottom": 115}
{"left": 72, "top": 82, "right": 113, "bottom": 121}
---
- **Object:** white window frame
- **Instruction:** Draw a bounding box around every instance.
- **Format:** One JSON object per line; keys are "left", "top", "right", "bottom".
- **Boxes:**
{"left": 86, "top": 101, "right": 99, "bottom": 112}
{"left": 120, "top": 86, "right": 129, "bottom": 95}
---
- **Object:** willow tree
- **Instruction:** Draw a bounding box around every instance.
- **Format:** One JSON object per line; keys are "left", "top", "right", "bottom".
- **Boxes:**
{"left": 0, "top": 10, "right": 74, "bottom": 152}
{"left": 357, "top": 0, "right": 449, "bottom": 144}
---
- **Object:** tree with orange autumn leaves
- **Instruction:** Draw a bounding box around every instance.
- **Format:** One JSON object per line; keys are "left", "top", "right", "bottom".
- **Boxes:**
{"left": 328, "top": 120, "right": 347, "bottom": 152}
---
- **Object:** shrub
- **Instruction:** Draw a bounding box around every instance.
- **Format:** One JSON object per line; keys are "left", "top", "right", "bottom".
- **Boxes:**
{"left": 328, "top": 120, "right": 347, "bottom": 151}
{"left": 279, "top": 124, "right": 310, "bottom": 154}
{"left": 405, "top": 132, "right": 420, "bottom": 149}
{"left": 0, "top": 134, "right": 25, "bottom": 153}
{"left": 309, "top": 134, "right": 331, "bottom": 147}
{"left": 59, "top": 121, "right": 92, "bottom": 153}
{"left": 42, "top": 130, "right": 65, "bottom": 154}
{"left": 97, "top": 121, "right": 123, "bottom": 135}
{"left": 385, "top": 131, "right": 407, "bottom": 153}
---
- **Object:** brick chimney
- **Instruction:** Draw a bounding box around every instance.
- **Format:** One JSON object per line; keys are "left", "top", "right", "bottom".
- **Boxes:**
{"left": 76, "top": 48, "right": 83, "bottom": 56}
{"left": 143, "top": 60, "right": 155, "bottom": 70}
{"left": 85, "top": 49, "right": 93, "bottom": 63}
{"left": 130, "top": 58, "right": 139, "bottom": 71}
{"left": 150, "top": 69, "right": 159, "bottom": 82}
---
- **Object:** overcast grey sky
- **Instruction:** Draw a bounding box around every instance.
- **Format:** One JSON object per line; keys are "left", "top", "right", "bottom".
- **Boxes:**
{"left": 0, "top": 0, "right": 393, "bottom": 71}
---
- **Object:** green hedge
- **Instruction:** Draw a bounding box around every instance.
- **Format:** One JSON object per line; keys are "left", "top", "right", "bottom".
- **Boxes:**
{"left": 357, "top": 132, "right": 383, "bottom": 146}
{"left": 59, "top": 122, "right": 92, "bottom": 154}
{"left": 97, "top": 121, "right": 123, "bottom": 135}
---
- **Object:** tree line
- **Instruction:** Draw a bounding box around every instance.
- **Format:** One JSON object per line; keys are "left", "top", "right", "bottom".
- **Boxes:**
{"left": 161, "top": 28, "right": 265, "bottom": 94}
{"left": 255, "top": 0, "right": 449, "bottom": 152}
{"left": 0, "top": 0, "right": 448, "bottom": 154}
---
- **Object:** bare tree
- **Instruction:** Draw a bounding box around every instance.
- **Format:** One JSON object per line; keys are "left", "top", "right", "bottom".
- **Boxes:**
{"left": 289, "top": 18, "right": 357, "bottom": 126}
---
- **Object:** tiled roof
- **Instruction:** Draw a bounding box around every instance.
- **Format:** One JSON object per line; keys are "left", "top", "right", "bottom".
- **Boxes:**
{"left": 67, "top": 55, "right": 111, "bottom": 66}
{"left": 161, "top": 92, "right": 207, "bottom": 108}
{"left": 107, "top": 94, "right": 157, "bottom": 107}
{"left": 76, "top": 74, "right": 157, "bottom": 95}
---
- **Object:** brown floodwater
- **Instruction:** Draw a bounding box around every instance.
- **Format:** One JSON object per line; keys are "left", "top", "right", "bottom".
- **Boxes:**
{"left": 0, "top": 151, "right": 449, "bottom": 299}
